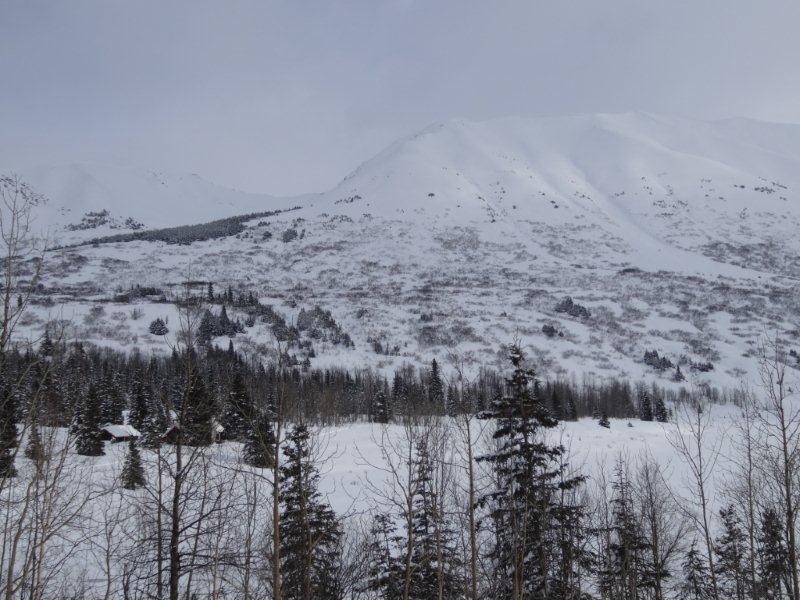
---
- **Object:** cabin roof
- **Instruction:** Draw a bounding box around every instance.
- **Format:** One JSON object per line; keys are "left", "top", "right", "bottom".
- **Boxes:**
{"left": 101, "top": 424, "right": 141, "bottom": 438}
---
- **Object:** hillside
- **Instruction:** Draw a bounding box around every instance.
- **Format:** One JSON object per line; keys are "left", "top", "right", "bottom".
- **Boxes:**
{"left": 20, "top": 163, "right": 296, "bottom": 245}
{"left": 17, "top": 112, "right": 800, "bottom": 387}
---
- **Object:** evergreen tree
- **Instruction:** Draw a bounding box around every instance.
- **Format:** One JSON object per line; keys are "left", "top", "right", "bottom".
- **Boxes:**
{"left": 550, "top": 388, "right": 563, "bottom": 421}
{"left": 673, "top": 365, "right": 685, "bottom": 382}
{"left": 128, "top": 379, "right": 150, "bottom": 431}
{"left": 428, "top": 359, "right": 444, "bottom": 410}
{"left": 221, "top": 368, "right": 250, "bottom": 440}
{"left": 654, "top": 396, "right": 668, "bottom": 423}
{"left": 24, "top": 422, "right": 45, "bottom": 465}
{"left": 407, "top": 438, "right": 460, "bottom": 599}
{"left": 364, "top": 512, "right": 403, "bottom": 599}
{"left": 242, "top": 408, "right": 274, "bottom": 468}
{"left": 566, "top": 393, "right": 578, "bottom": 421}
{"left": 680, "top": 540, "right": 713, "bottom": 600}
{"left": 639, "top": 390, "right": 653, "bottom": 421}
{"left": 39, "top": 328, "right": 54, "bottom": 356}
{"left": 601, "top": 461, "right": 654, "bottom": 600}
{"left": 121, "top": 440, "right": 146, "bottom": 489}
{"left": 445, "top": 383, "right": 459, "bottom": 416}
{"left": 139, "top": 392, "right": 169, "bottom": 449}
{"left": 182, "top": 368, "right": 213, "bottom": 446}
{"left": 99, "top": 368, "right": 124, "bottom": 424}
{"left": 477, "top": 344, "right": 586, "bottom": 599}
{"left": 218, "top": 305, "right": 237, "bottom": 337}
{"left": 392, "top": 371, "right": 407, "bottom": 415}
{"left": 279, "top": 424, "right": 343, "bottom": 600}
{"left": 207, "top": 281, "right": 214, "bottom": 302}
{"left": 37, "top": 364, "right": 64, "bottom": 426}
{"left": 0, "top": 376, "right": 18, "bottom": 478}
{"left": 372, "top": 389, "right": 391, "bottom": 424}
{"left": 75, "top": 384, "right": 105, "bottom": 456}
{"left": 715, "top": 505, "right": 747, "bottom": 600}
{"left": 148, "top": 317, "right": 169, "bottom": 336}
{"left": 197, "top": 310, "right": 216, "bottom": 346}
{"left": 758, "top": 508, "right": 788, "bottom": 600}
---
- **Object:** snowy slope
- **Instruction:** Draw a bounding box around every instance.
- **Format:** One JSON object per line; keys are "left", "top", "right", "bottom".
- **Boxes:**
{"left": 307, "top": 112, "right": 800, "bottom": 275}
{"left": 19, "top": 163, "right": 296, "bottom": 244}
{"left": 18, "top": 112, "right": 800, "bottom": 388}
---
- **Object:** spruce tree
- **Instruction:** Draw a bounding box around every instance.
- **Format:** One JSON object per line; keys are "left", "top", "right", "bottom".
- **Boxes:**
{"left": 128, "top": 380, "right": 150, "bottom": 432}
{"left": 75, "top": 384, "right": 105, "bottom": 456}
{"left": 477, "top": 344, "right": 586, "bottom": 599}
{"left": 99, "top": 368, "right": 124, "bottom": 424}
{"left": 550, "top": 388, "right": 563, "bottom": 421}
{"left": 140, "top": 392, "right": 169, "bottom": 449}
{"left": 221, "top": 368, "right": 250, "bottom": 440}
{"left": 372, "top": 389, "right": 391, "bottom": 424}
{"left": 24, "top": 422, "right": 45, "bottom": 466}
{"left": 428, "top": 359, "right": 444, "bottom": 410}
{"left": 654, "top": 397, "right": 668, "bottom": 423}
{"left": 639, "top": 390, "right": 653, "bottom": 421}
{"left": 0, "top": 378, "right": 18, "bottom": 478}
{"left": 680, "top": 540, "right": 713, "bottom": 600}
{"left": 218, "top": 305, "right": 235, "bottom": 336}
{"left": 121, "top": 440, "right": 146, "bottom": 489}
{"left": 716, "top": 505, "right": 748, "bottom": 600}
{"left": 758, "top": 508, "right": 788, "bottom": 600}
{"left": 37, "top": 365, "right": 64, "bottom": 426}
{"left": 279, "top": 424, "right": 343, "bottom": 600}
{"left": 392, "top": 371, "right": 407, "bottom": 415}
{"left": 39, "top": 328, "right": 54, "bottom": 356}
{"left": 364, "top": 512, "right": 403, "bottom": 599}
{"left": 197, "top": 310, "right": 216, "bottom": 346}
{"left": 149, "top": 317, "right": 169, "bottom": 336}
{"left": 601, "top": 461, "right": 654, "bottom": 600}
{"left": 242, "top": 408, "right": 274, "bottom": 468}
{"left": 445, "top": 383, "right": 459, "bottom": 416}
{"left": 566, "top": 393, "right": 578, "bottom": 421}
{"left": 182, "top": 368, "right": 213, "bottom": 446}
{"left": 407, "top": 438, "right": 460, "bottom": 599}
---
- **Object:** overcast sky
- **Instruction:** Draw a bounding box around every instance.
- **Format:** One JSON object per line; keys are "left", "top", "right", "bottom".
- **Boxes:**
{"left": 2, "top": 0, "right": 799, "bottom": 196}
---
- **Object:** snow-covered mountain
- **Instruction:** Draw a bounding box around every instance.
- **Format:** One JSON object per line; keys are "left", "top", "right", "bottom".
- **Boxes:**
{"left": 18, "top": 112, "right": 800, "bottom": 387}
{"left": 20, "top": 163, "right": 295, "bottom": 244}
{"left": 306, "top": 112, "right": 800, "bottom": 275}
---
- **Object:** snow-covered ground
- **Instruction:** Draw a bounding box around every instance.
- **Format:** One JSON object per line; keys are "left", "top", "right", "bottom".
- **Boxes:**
{"left": 4, "top": 405, "right": 747, "bottom": 597}
{"left": 12, "top": 112, "right": 800, "bottom": 387}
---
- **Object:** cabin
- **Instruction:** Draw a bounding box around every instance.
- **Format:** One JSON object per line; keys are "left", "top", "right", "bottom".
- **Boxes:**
{"left": 163, "top": 420, "right": 225, "bottom": 444}
{"left": 99, "top": 424, "right": 141, "bottom": 443}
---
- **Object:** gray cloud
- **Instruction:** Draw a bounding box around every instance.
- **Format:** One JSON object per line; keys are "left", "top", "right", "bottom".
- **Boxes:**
{"left": 2, "top": 0, "right": 798, "bottom": 195}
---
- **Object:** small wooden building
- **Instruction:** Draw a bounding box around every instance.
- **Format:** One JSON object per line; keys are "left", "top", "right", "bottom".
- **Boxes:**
{"left": 163, "top": 420, "right": 225, "bottom": 444}
{"left": 99, "top": 424, "right": 141, "bottom": 443}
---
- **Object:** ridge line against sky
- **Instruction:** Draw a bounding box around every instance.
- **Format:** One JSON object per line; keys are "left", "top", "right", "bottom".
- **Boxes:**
{"left": 2, "top": 0, "right": 799, "bottom": 196}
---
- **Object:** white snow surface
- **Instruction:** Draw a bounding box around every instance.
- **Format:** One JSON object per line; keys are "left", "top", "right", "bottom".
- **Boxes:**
{"left": 5, "top": 408, "right": 749, "bottom": 597}
{"left": 12, "top": 112, "right": 800, "bottom": 387}
{"left": 20, "top": 162, "right": 297, "bottom": 244}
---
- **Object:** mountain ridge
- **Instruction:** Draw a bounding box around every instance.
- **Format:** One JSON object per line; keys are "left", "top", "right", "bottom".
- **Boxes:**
{"left": 10, "top": 112, "right": 800, "bottom": 387}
